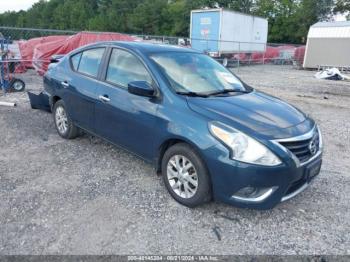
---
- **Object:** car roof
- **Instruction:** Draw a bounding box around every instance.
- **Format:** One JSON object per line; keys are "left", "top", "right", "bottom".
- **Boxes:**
{"left": 84, "top": 41, "right": 200, "bottom": 54}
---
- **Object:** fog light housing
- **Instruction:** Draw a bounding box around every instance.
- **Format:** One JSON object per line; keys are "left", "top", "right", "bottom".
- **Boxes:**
{"left": 232, "top": 186, "right": 278, "bottom": 203}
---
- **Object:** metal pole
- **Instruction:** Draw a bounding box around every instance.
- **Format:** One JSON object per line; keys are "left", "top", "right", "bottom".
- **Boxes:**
{"left": 238, "top": 42, "right": 240, "bottom": 69}
{"left": 0, "top": 101, "right": 16, "bottom": 107}
{"left": 0, "top": 60, "right": 6, "bottom": 96}
{"left": 0, "top": 38, "right": 4, "bottom": 95}
{"left": 263, "top": 43, "right": 266, "bottom": 65}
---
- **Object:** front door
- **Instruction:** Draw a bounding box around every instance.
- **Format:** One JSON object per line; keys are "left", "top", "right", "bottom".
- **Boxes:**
{"left": 94, "top": 48, "right": 159, "bottom": 160}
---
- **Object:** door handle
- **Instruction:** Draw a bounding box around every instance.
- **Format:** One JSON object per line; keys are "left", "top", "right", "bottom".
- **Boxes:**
{"left": 99, "top": 95, "right": 111, "bottom": 103}
{"left": 61, "top": 81, "right": 69, "bottom": 88}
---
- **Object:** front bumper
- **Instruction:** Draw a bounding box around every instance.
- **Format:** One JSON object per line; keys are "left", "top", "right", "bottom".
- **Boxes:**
{"left": 203, "top": 143, "right": 322, "bottom": 210}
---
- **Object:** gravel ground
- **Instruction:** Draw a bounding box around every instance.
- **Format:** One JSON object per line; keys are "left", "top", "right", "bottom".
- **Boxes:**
{"left": 0, "top": 65, "right": 349, "bottom": 255}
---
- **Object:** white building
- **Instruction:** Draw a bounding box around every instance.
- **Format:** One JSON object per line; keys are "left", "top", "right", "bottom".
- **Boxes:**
{"left": 304, "top": 21, "right": 350, "bottom": 69}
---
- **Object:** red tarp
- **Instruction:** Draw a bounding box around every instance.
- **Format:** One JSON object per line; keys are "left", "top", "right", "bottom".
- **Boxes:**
{"left": 235, "top": 45, "right": 300, "bottom": 64}
{"left": 32, "top": 32, "right": 136, "bottom": 75}
{"left": 233, "top": 53, "right": 248, "bottom": 62}
{"left": 251, "top": 46, "right": 280, "bottom": 63}
{"left": 231, "top": 47, "right": 280, "bottom": 63}
{"left": 18, "top": 35, "right": 69, "bottom": 69}
{"left": 276, "top": 45, "right": 296, "bottom": 51}
{"left": 294, "top": 46, "right": 306, "bottom": 66}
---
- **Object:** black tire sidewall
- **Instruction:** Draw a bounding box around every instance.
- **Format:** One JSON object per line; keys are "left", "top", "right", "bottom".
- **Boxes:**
{"left": 10, "top": 79, "right": 25, "bottom": 92}
{"left": 161, "top": 143, "right": 212, "bottom": 207}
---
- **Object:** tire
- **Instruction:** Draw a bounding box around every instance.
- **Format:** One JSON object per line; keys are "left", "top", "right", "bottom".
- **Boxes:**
{"left": 10, "top": 79, "right": 25, "bottom": 92}
{"left": 161, "top": 143, "right": 212, "bottom": 207}
{"left": 53, "top": 100, "right": 80, "bottom": 139}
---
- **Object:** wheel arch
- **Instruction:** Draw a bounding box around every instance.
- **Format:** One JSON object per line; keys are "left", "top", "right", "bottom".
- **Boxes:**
{"left": 156, "top": 136, "right": 208, "bottom": 174}
{"left": 157, "top": 136, "right": 214, "bottom": 204}
{"left": 51, "top": 95, "right": 62, "bottom": 108}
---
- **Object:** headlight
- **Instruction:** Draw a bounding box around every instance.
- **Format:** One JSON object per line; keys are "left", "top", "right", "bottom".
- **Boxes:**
{"left": 209, "top": 122, "right": 282, "bottom": 166}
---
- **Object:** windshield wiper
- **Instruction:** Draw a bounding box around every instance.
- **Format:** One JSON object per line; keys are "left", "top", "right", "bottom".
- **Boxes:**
{"left": 176, "top": 91, "right": 209, "bottom": 98}
{"left": 205, "top": 89, "right": 249, "bottom": 96}
{"left": 176, "top": 89, "right": 249, "bottom": 98}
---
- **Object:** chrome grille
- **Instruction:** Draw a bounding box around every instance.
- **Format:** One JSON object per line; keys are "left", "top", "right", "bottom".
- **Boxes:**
{"left": 279, "top": 130, "right": 320, "bottom": 163}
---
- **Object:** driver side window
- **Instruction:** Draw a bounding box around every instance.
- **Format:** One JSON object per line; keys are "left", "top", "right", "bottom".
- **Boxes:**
{"left": 106, "top": 49, "right": 152, "bottom": 88}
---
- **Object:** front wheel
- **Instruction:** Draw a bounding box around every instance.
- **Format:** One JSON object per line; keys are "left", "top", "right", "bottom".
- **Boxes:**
{"left": 53, "top": 100, "right": 80, "bottom": 139}
{"left": 162, "top": 143, "right": 212, "bottom": 207}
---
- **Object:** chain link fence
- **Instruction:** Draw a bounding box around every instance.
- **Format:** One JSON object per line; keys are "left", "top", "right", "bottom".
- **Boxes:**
{"left": 0, "top": 26, "right": 305, "bottom": 70}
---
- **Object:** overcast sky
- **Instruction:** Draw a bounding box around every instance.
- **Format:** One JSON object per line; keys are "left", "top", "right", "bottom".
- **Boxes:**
{"left": 0, "top": 0, "right": 40, "bottom": 13}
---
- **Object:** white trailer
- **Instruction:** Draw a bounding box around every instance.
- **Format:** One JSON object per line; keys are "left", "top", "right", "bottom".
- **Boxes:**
{"left": 190, "top": 9, "right": 268, "bottom": 57}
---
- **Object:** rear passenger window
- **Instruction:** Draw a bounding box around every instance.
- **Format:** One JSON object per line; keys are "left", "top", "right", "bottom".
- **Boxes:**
{"left": 106, "top": 49, "right": 152, "bottom": 88}
{"left": 75, "top": 48, "right": 105, "bottom": 78}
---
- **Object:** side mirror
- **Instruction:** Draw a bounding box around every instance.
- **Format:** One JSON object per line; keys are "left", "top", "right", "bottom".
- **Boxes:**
{"left": 128, "top": 81, "right": 155, "bottom": 97}
{"left": 50, "top": 54, "right": 64, "bottom": 64}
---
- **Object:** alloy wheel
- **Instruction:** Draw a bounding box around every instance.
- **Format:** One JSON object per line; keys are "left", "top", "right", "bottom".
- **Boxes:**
{"left": 167, "top": 155, "right": 198, "bottom": 199}
{"left": 55, "top": 106, "right": 68, "bottom": 134}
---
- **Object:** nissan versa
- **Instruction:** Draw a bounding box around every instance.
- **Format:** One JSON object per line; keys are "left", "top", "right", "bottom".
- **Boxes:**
{"left": 44, "top": 42, "right": 323, "bottom": 209}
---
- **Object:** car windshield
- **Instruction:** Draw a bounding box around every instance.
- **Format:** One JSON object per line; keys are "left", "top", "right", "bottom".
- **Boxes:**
{"left": 150, "top": 52, "right": 245, "bottom": 95}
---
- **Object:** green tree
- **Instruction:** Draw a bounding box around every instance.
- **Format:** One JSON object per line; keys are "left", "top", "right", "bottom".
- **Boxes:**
{"left": 130, "top": 0, "right": 168, "bottom": 35}
{"left": 293, "top": 0, "right": 334, "bottom": 43}
{"left": 0, "top": 0, "right": 336, "bottom": 43}
{"left": 334, "top": 0, "right": 350, "bottom": 19}
{"left": 89, "top": 0, "right": 143, "bottom": 32}
{"left": 254, "top": 0, "right": 333, "bottom": 43}
{"left": 160, "top": 0, "right": 188, "bottom": 36}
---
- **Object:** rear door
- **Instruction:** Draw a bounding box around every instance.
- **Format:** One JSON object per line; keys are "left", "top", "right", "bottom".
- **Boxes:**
{"left": 94, "top": 48, "right": 160, "bottom": 160}
{"left": 64, "top": 47, "right": 106, "bottom": 132}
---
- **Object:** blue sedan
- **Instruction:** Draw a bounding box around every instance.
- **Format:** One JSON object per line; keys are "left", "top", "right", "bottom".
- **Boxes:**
{"left": 44, "top": 42, "right": 323, "bottom": 209}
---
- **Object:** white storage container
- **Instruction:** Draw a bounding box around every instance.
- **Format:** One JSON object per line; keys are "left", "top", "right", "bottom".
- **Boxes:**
{"left": 190, "top": 9, "right": 268, "bottom": 56}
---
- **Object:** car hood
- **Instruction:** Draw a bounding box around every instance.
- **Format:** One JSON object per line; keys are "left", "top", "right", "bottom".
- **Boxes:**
{"left": 187, "top": 91, "right": 311, "bottom": 139}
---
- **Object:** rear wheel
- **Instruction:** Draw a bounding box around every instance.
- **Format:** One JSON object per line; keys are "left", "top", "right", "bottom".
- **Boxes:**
{"left": 53, "top": 100, "right": 80, "bottom": 139}
{"left": 162, "top": 143, "right": 212, "bottom": 207}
